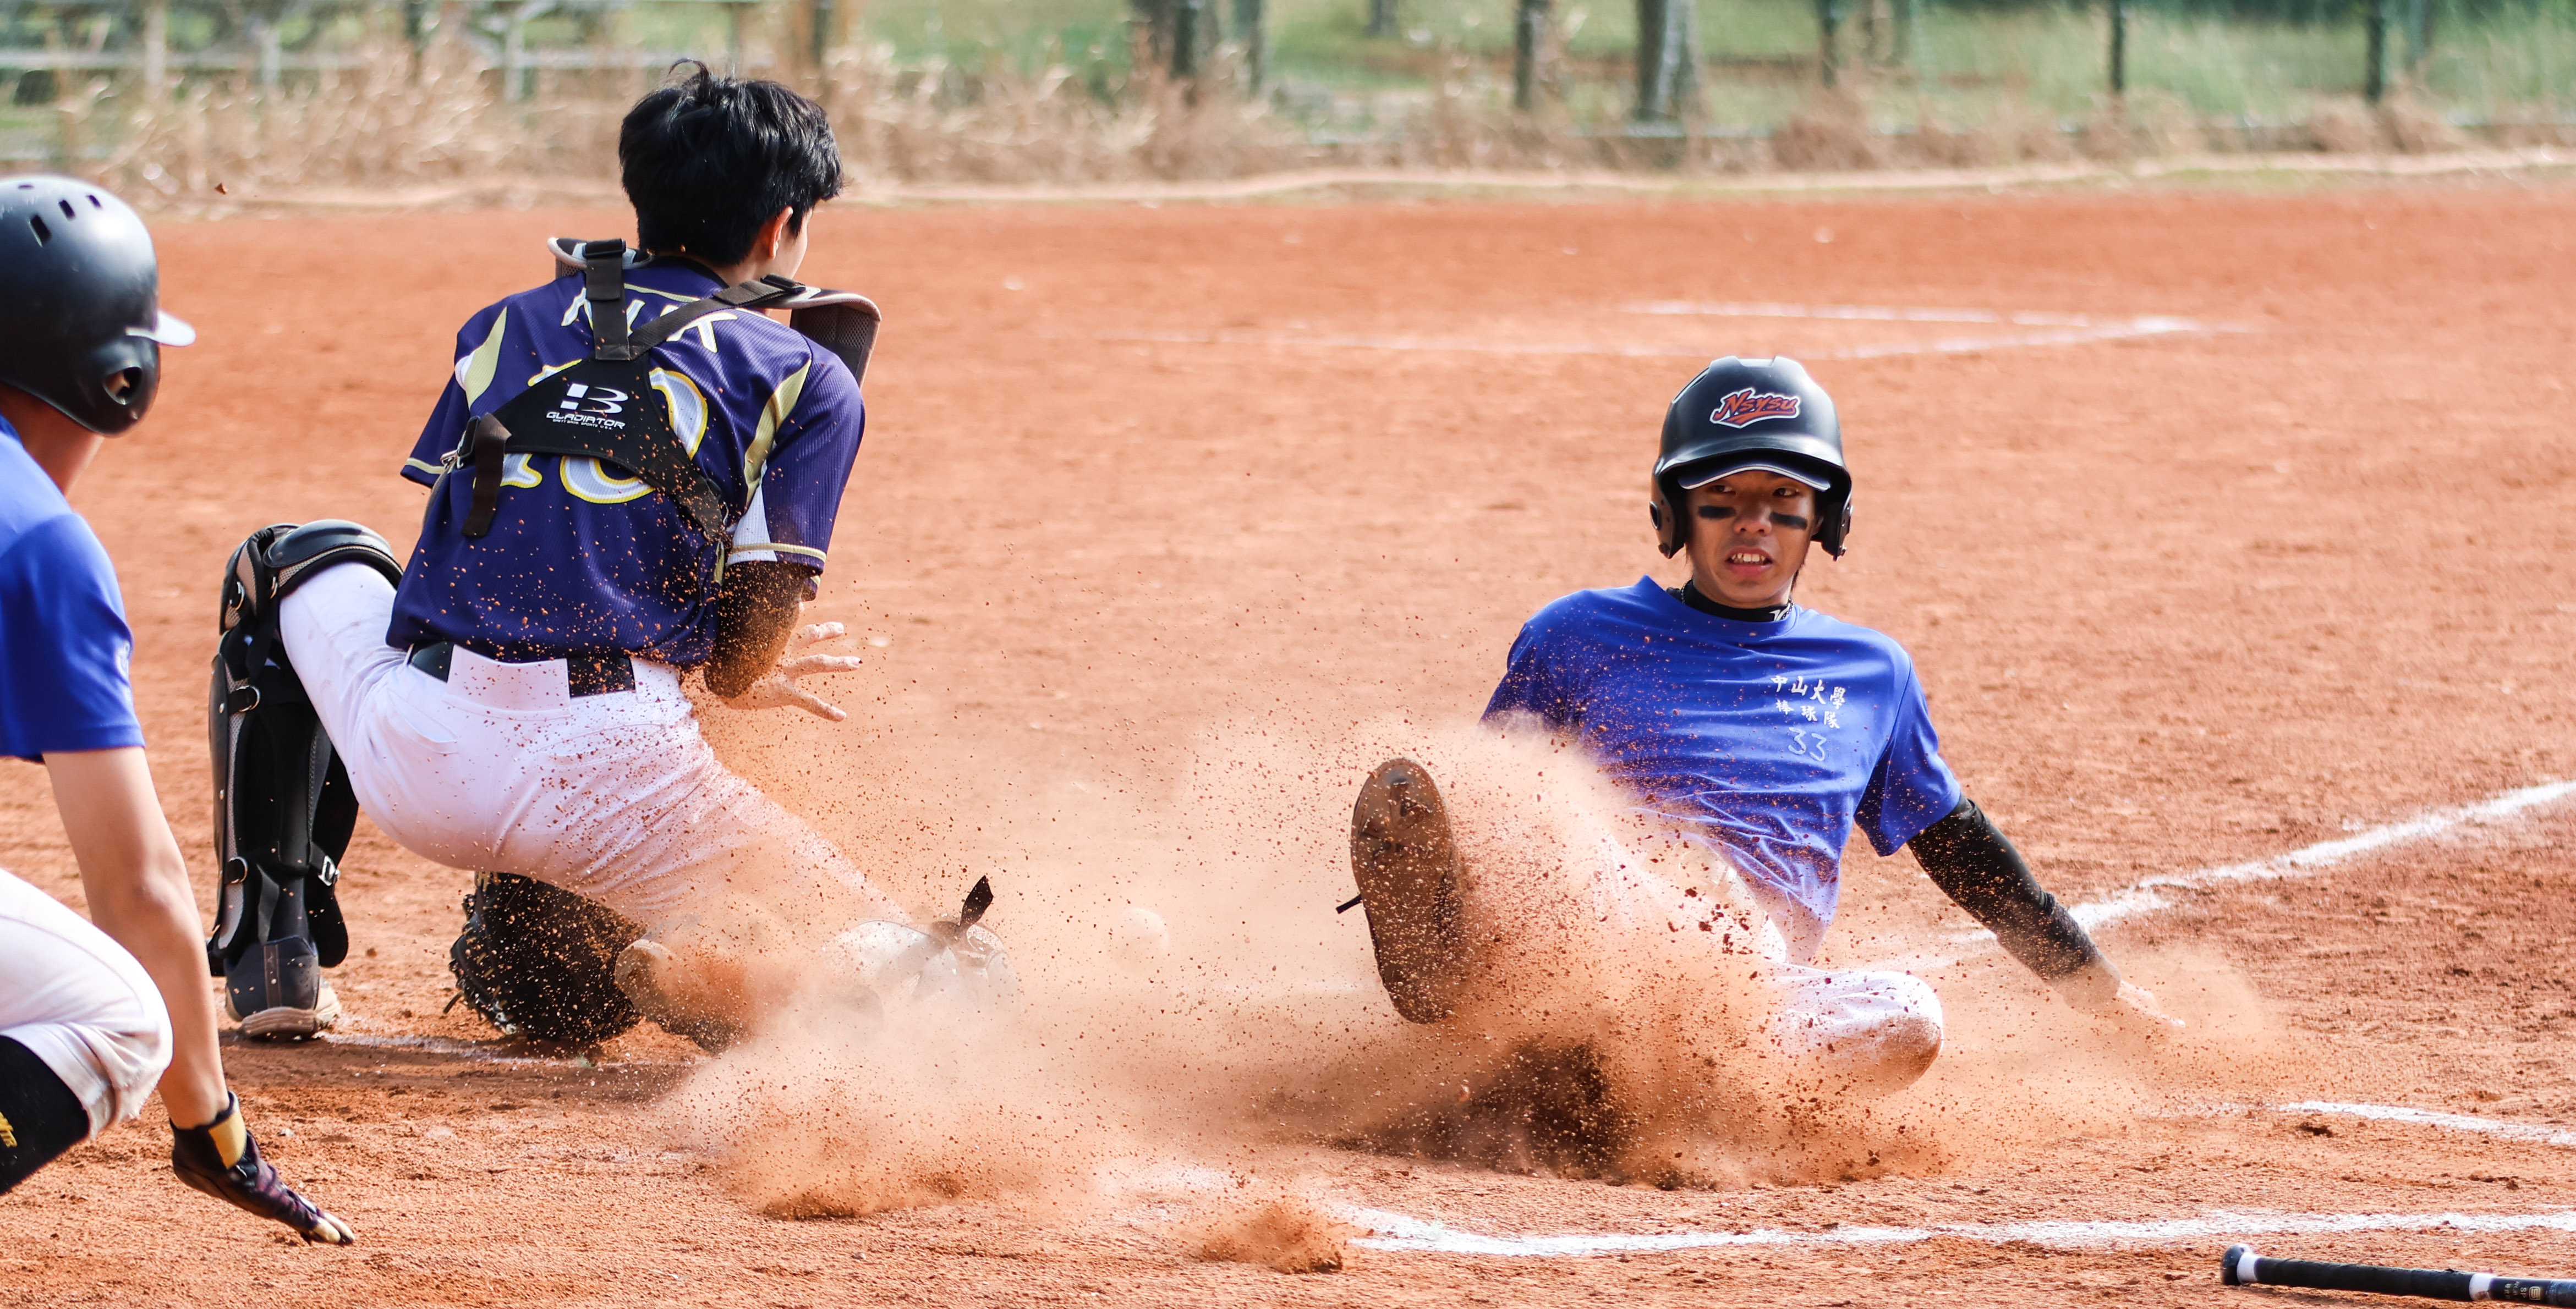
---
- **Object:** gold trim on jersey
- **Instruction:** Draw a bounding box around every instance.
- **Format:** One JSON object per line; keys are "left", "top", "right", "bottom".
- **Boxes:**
{"left": 562, "top": 457, "right": 651, "bottom": 504}
{"left": 453, "top": 307, "right": 508, "bottom": 406}
{"left": 729, "top": 541, "right": 828, "bottom": 563}
{"left": 650, "top": 368, "right": 710, "bottom": 455}
{"left": 741, "top": 361, "right": 812, "bottom": 493}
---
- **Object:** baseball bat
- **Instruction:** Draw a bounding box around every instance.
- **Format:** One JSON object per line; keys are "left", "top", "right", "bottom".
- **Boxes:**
{"left": 2221, "top": 1244, "right": 2576, "bottom": 1305}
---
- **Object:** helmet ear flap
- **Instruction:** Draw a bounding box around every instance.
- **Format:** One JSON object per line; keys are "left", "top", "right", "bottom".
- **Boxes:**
{"left": 1650, "top": 476, "right": 1685, "bottom": 558}
{"left": 1819, "top": 489, "right": 1855, "bottom": 558}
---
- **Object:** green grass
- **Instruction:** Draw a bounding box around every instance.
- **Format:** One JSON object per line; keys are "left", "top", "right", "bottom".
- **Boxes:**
{"left": 5, "top": 0, "right": 2567, "bottom": 172}
{"left": 821, "top": 0, "right": 2571, "bottom": 126}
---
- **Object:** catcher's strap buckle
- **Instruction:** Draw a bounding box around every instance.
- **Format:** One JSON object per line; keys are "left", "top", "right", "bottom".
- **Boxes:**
{"left": 543, "top": 235, "right": 881, "bottom": 385}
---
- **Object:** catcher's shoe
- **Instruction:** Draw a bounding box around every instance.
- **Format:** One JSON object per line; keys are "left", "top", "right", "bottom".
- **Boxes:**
{"left": 223, "top": 938, "right": 342, "bottom": 1040}
{"left": 1350, "top": 757, "right": 1470, "bottom": 1024}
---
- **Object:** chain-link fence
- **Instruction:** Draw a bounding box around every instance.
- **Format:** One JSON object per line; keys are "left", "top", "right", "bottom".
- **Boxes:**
{"left": 2, "top": 0, "right": 2568, "bottom": 188}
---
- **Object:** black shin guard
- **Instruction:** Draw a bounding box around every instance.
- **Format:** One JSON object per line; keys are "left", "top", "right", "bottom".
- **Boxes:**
{"left": 0, "top": 1037, "right": 92, "bottom": 1195}
{"left": 207, "top": 521, "right": 402, "bottom": 1038}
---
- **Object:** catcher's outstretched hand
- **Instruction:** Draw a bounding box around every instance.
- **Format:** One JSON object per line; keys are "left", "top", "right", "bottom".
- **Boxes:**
{"left": 723, "top": 622, "right": 865, "bottom": 721}
{"left": 171, "top": 1093, "right": 355, "bottom": 1245}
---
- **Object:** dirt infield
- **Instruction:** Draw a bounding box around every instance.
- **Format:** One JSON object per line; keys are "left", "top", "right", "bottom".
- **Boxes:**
{"left": 4, "top": 179, "right": 2575, "bottom": 1306}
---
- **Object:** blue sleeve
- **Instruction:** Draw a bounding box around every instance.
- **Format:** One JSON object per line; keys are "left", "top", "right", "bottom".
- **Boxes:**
{"left": 726, "top": 347, "right": 863, "bottom": 579}
{"left": 1482, "top": 619, "right": 1577, "bottom": 731}
{"left": 1855, "top": 656, "right": 1963, "bottom": 856}
{"left": 0, "top": 515, "right": 144, "bottom": 762}
{"left": 403, "top": 304, "right": 520, "bottom": 487}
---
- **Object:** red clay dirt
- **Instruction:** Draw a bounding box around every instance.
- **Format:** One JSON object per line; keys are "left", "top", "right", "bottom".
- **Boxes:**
{"left": 3, "top": 179, "right": 2574, "bottom": 1306}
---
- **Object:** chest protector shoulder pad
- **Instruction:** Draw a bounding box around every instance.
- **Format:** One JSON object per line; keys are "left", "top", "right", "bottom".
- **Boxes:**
{"left": 446, "top": 239, "right": 881, "bottom": 559}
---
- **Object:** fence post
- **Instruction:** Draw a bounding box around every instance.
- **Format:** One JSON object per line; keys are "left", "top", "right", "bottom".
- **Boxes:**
{"left": 1513, "top": 0, "right": 1548, "bottom": 110}
{"left": 1634, "top": 0, "right": 1699, "bottom": 120}
{"left": 2403, "top": 0, "right": 2430, "bottom": 75}
{"left": 2106, "top": 0, "right": 2124, "bottom": 95}
{"left": 809, "top": 0, "right": 835, "bottom": 85}
{"left": 502, "top": 8, "right": 525, "bottom": 100}
{"left": 726, "top": 0, "right": 747, "bottom": 74}
{"left": 139, "top": 0, "right": 168, "bottom": 99}
{"left": 2364, "top": 0, "right": 2387, "bottom": 101}
{"left": 1172, "top": 0, "right": 1200, "bottom": 80}
{"left": 1818, "top": 0, "right": 1843, "bottom": 87}
{"left": 248, "top": 11, "right": 282, "bottom": 90}
{"left": 1232, "top": 0, "right": 1265, "bottom": 90}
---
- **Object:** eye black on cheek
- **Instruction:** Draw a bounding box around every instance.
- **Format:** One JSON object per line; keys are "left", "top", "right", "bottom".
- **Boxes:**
{"left": 1771, "top": 513, "right": 1811, "bottom": 530}
{"left": 1695, "top": 505, "right": 1735, "bottom": 520}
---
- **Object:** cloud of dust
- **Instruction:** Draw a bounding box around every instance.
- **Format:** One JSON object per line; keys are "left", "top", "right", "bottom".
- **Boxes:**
{"left": 1856, "top": 939, "right": 2301, "bottom": 1174}
{"left": 671, "top": 715, "right": 1995, "bottom": 1220}
{"left": 1289, "top": 719, "right": 1942, "bottom": 1188}
{"left": 1179, "top": 1191, "right": 1356, "bottom": 1273}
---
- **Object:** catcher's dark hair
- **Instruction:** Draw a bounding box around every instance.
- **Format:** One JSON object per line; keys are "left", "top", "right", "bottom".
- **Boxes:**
{"left": 620, "top": 62, "right": 843, "bottom": 268}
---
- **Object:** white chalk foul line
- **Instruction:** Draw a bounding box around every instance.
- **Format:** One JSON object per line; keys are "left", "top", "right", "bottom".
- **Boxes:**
{"left": 1085, "top": 304, "right": 2224, "bottom": 362}
{"left": 1339, "top": 1204, "right": 2576, "bottom": 1258}
{"left": 1328, "top": 1102, "right": 2576, "bottom": 1260}
{"left": 2070, "top": 778, "right": 2576, "bottom": 936}
{"left": 1871, "top": 778, "right": 2576, "bottom": 970}
{"left": 2282, "top": 1102, "right": 2576, "bottom": 1150}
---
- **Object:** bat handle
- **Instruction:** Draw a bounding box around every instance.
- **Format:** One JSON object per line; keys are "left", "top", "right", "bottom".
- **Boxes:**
{"left": 2221, "top": 1245, "right": 2576, "bottom": 1306}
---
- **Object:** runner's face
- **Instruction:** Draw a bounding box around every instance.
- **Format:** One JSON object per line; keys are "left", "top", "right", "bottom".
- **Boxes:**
{"left": 1683, "top": 471, "right": 1816, "bottom": 610}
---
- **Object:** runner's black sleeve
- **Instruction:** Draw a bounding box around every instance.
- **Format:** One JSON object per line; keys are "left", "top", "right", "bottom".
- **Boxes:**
{"left": 0, "top": 1036, "right": 92, "bottom": 1194}
{"left": 1907, "top": 797, "right": 2111, "bottom": 987}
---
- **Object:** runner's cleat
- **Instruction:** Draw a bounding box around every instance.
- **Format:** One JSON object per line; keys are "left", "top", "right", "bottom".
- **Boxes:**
{"left": 1349, "top": 757, "right": 1471, "bottom": 1024}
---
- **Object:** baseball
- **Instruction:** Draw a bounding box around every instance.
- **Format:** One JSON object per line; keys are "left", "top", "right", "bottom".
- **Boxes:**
{"left": 1109, "top": 905, "right": 1169, "bottom": 970}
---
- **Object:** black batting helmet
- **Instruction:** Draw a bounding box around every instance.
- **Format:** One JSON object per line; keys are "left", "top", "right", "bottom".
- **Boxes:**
{"left": 0, "top": 175, "right": 194, "bottom": 435}
{"left": 1648, "top": 356, "right": 1852, "bottom": 558}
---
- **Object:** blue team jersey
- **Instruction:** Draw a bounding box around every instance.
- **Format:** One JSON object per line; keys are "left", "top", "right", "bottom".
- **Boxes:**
{"left": 391, "top": 258, "right": 865, "bottom": 666}
{"left": 1483, "top": 576, "right": 1961, "bottom": 939}
{"left": 0, "top": 416, "right": 144, "bottom": 762}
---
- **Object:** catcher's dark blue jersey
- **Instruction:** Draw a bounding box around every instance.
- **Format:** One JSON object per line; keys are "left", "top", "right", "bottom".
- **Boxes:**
{"left": 391, "top": 258, "right": 864, "bottom": 666}
{"left": 1484, "top": 577, "right": 1961, "bottom": 941}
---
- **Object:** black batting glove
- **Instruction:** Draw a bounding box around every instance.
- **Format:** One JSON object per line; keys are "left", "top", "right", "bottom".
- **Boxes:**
{"left": 169, "top": 1093, "right": 355, "bottom": 1245}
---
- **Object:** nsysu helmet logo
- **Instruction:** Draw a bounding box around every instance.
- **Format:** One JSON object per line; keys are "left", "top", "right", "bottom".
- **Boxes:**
{"left": 1710, "top": 387, "right": 1801, "bottom": 428}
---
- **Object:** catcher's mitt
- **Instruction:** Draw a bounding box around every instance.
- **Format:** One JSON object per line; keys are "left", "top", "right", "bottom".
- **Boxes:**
{"left": 448, "top": 871, "right": 646, "bottom": 1046}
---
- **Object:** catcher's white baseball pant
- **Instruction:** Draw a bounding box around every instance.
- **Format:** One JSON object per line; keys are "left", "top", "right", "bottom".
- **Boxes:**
{"left": 0, "top": 868, "right": 173, "bottom": 1136}
{"left": 277, "top": 563, "right": 903, "bottom": 934}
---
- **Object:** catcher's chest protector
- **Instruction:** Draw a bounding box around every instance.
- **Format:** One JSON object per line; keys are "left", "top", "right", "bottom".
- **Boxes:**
{"left": 437, "top": 238, "right": 881, "bottom": 588}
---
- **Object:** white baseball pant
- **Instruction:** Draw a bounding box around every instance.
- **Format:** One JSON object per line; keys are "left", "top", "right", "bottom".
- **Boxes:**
{"left": 1534, "top": 821, "right": 1944, "bottom": 1096}
{"left": 0, "top": 868, "right": 173, "bottom": 1136}
{"left": 275, "top": 562, "right": 903, "bottom": 936}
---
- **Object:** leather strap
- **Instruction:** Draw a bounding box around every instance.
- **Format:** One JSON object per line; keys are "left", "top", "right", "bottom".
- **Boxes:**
{"left": 462, "top": 414, "right": 511, "bottom": 538}
{"left": 583, "top": 239, "right": 631, "bottom": 358}
{"left": 626, "top": 274, "right": 803, "bottom": 354}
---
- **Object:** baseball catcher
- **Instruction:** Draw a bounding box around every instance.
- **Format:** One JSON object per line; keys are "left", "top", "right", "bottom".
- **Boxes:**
{"left": 0, "top": 175, "right": 350, "bottom": 1240}
{"left": 1348, "top": 356, "right": 2176, "bottom": 1099}
{"left": 205, "top": 67, "right": 1011, "bottom": 1049}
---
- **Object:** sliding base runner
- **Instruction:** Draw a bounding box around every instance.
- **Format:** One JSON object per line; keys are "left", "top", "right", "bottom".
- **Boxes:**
{"left": 2221, "top": 1244, "right": 2576, "bottom": 1305}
